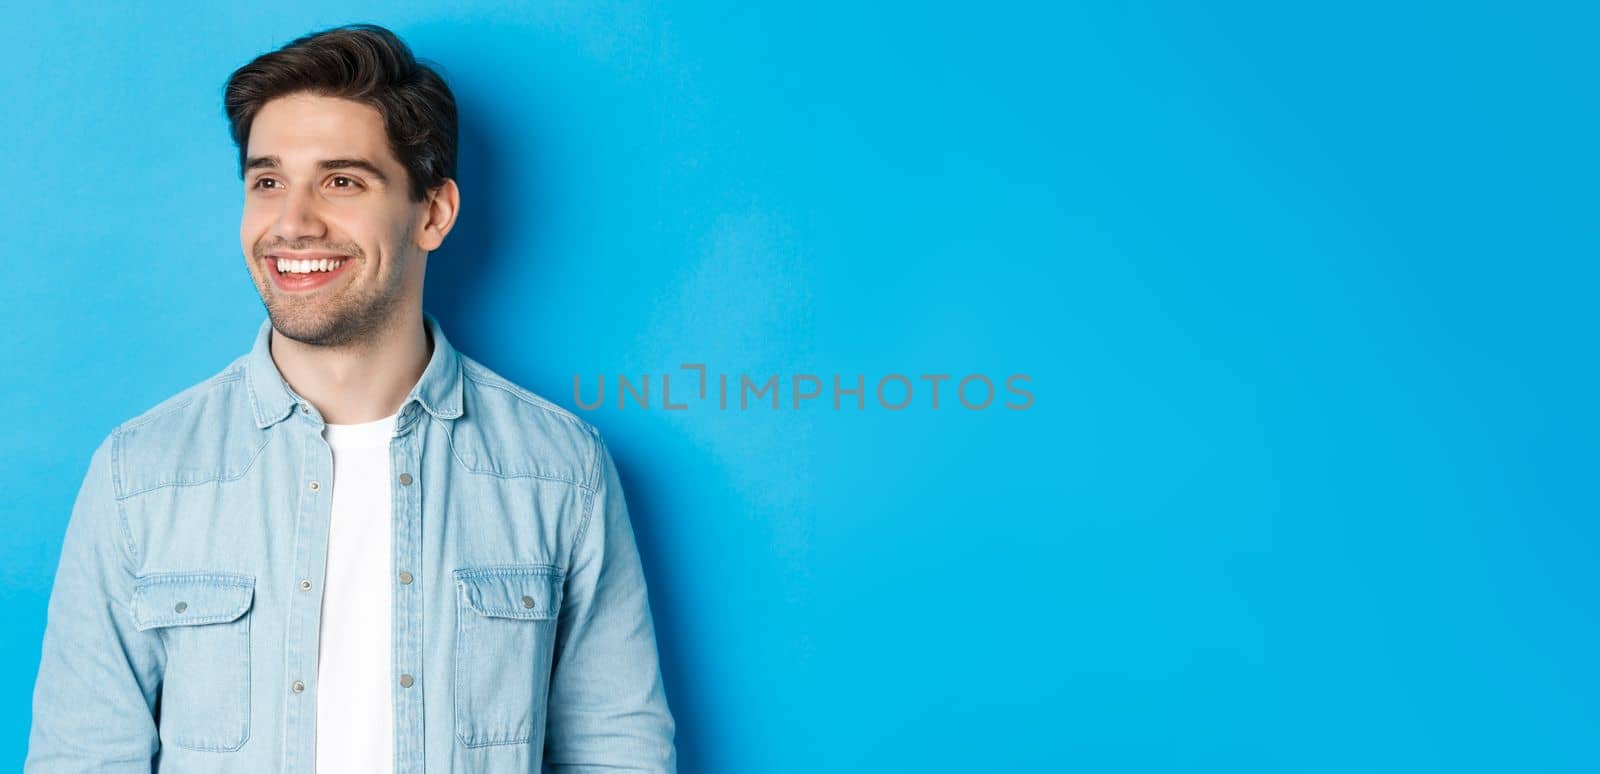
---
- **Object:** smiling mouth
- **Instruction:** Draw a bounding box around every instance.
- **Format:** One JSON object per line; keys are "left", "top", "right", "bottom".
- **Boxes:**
{"left": 264, "top": 255, "right": 355, "bottom": 292}
{"left": 275, "top": 256, "right": 348, "bottom": 274}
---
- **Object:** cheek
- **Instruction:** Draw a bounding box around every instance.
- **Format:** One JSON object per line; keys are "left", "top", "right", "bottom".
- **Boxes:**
{"left": 344, "top": 214, "right": 397, "bottom": 259}
{"left": 240, "top": 210, "right": 270, "bottom": 251}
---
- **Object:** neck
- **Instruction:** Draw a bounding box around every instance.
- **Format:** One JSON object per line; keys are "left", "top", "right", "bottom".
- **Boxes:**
{"left": 268, "top": 309, "right": 432, "bottom": 424}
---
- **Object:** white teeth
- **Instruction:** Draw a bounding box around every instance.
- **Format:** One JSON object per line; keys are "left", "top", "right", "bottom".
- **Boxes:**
{"left": 275, "top": 257, "right": 346, "bottom": 274}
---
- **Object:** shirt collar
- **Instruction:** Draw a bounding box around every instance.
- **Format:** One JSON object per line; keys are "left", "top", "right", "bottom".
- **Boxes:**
{"left": 245, "top": 310, "right": 465, "bottom": 429}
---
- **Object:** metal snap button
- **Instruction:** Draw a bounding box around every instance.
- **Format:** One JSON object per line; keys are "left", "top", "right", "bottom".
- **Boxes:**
{"left": 398, "top": 571, "right": 413, "bottom": 584}
{"left": 398, "top": 473, "right": 413, "bottom": 486}
{"left": 174, "top": 601, "right": 187, "bottom": 613}
{"left": 399, "top": 673, "right": 414, "bottom": 688}
{"left": 521, "top": 595, "right": 535, "bottom": 609}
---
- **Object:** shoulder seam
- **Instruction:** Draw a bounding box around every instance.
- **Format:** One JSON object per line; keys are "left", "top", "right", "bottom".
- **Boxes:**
{"left": 107, "top": 428, "right": 140, "bottom": 566}
{"left": 116, "top": 362, "right": 247, "bottom": 434}
{"left": 460, "top": 361, "right": 594, "bottom": 435}
{"left": 570, "top": 428, "right": 606, "bottom": 567}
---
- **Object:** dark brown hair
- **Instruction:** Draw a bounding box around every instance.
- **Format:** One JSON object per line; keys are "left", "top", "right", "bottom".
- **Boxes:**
{"left": 223, "top": 23, "right": 457, "bottom": 202}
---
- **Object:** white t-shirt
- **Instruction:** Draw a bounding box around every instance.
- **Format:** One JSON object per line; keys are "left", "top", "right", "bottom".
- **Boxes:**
{"left": 315, "top": 411, "right": 398, "bottom": 773}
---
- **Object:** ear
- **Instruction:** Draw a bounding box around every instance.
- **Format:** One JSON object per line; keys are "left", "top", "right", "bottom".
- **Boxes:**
{"left": 414, "top": 178, "right": 460, "bottom": 252}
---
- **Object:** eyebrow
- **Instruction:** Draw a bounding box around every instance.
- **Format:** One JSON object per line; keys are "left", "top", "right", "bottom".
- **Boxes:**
{"left": 244, "top": 155, "right": 390, "bottom": 184}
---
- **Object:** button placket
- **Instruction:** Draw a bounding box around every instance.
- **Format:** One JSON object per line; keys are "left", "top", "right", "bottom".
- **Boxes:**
{"left": 392, "top": 423, "right": 426, "bottom": 759}
{"left": 284, "top": 420, "right": 335, "bottom": 770}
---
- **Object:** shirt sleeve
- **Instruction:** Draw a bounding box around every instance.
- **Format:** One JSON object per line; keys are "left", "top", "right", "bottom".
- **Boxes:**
{"left": 543, "top": 431, "right": 677, "bottom": 772}
{"left": 25, "top": 432, "right": 163, "bottom": 772}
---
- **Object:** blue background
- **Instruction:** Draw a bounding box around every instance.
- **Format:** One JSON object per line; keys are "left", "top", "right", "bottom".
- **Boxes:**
{"left": 2, "top": 2, "right": 1596, "bottom": 771}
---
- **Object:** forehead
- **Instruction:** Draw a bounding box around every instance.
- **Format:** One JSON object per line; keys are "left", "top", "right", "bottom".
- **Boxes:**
{"left": 247, "top": 93, "right": 396, "bottom": 168}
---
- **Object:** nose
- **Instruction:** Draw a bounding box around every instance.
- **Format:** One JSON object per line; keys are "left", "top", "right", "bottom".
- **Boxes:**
{"left": 270, "top": 185, "right": 326, "bottom": 243}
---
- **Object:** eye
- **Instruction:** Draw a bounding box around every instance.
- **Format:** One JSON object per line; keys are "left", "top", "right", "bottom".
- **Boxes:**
{"left": 329, "top": 175, "right": 363, "bottom": 190}
{"left": 251, "top": 177, "right": 280, "bottom": 190}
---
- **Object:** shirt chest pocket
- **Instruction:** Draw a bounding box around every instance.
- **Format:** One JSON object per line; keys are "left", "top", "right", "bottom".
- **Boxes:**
{"left": 453, "top": 564, "right": 564, "bottom": 748}
{"left": 131, "top": 571, "right": 255, "bottom": 752}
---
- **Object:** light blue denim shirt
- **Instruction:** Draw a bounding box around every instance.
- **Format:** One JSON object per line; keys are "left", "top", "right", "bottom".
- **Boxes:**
{"left": 26, "top": 312, "right": 676, "bottom": 773}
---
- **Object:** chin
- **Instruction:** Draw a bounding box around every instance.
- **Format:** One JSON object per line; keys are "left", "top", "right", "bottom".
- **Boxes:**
{"left": 265, "top": 306, "right": 349, "bottom": 347}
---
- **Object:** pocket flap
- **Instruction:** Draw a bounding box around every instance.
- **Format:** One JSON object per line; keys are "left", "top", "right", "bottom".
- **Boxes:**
{"left": 131, "top": 571, "right": 255, "bottom": 631}
{"left": 454, "top": 564, "right": 563, "bottom": 620}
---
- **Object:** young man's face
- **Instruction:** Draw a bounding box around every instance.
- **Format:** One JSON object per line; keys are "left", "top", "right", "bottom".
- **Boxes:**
{"left": 240, "top": 92, "right": 428, "bottom": 347}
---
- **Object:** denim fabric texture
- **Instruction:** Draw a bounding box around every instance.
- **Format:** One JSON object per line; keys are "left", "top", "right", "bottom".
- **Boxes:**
{"left": 26, "top": 312, "right": 676, "bottom": 773}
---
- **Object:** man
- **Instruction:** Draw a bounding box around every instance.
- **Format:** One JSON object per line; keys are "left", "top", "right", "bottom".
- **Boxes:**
{"left": 25, "top": 23, "right": 676, "bottom": 773}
